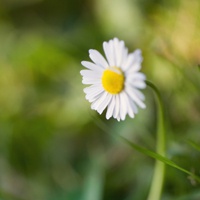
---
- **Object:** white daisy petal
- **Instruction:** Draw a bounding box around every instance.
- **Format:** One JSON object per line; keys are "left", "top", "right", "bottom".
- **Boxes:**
{"left": 84, "top": 84, "right": 102, "bottom": 94}
{"left": 124, "top": 95, "right": 134, "bottom": 118}
{"left": 132, "top": 88, "right": 145, "bottom": 101}
{"left": 81, "top": 61, "right": 104, "bottom": 72}
{"left": 122, "top": 52, "right": 135, "bottom": 71}
{"left": 91, "top": 91, "right": 108, "bottom": 111}
{"left": 113, "top": 95, "right": 120, "bottom": 119}
{"left": 89, "top": 49, "right": 108, "bottom": 68}
{"left": 127, "top": 72, "right": 146, "bottom": 81}
{"left": 80, "top": 70, "right": 102, "bottom": 79}
{"left": 82, "top": 78, "right": 101, "bottom": 85}
{"left": 113, "top": 38, "right": 120, "bottom": 66}
{"left": 122, "top": 49, "right": 143, "bottom": 71}
{"left": 81, "top": 38, "right": 146, "bottom": 121}
{"left": 97, "top": 93, "right": 112, "bottom": 115}
{"left": 87, "top": 92, "right": 104, "bottom": 103}
{"left": 84, "top": 85, "right": 104, "bottom": 102}
{"left": 113, "top": 38, "right": 123, "bottom": 67}
{"left": 126, "top": 86, "right": 146, "bottom": 109}
{"left": 106, "top": 96, "right": 115, "bottom": 120}
{"left": 131, "top": 80, "right": 146, "bottom": 89}
{"left": 128, "top": 62, "right": 141, "bottom": 73}
{"left": 103, "top": 41, "right": 115, "bottom": 66}
{"left": 134, "top": 49, "right": 143, "bottom": 63}
{"left": 121, "top": 47, "right": 128, "bottom": 70}
{"left": 109, "top": 39, "right": 116, "bottom": 66}
{"left": 128, "top": 95, "right": 138, "bottom": 114}
{"left": 119, "top": 92, "right": 128, "bottom": 121}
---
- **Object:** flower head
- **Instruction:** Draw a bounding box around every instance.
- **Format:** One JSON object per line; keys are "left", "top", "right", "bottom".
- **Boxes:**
{"left": 80, "top": 38, "right": 146, "bottom": 121}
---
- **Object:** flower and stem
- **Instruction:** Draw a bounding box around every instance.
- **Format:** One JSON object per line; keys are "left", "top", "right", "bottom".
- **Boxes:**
{"left": 80, "top": 38, "right": 199, "bottom": 199}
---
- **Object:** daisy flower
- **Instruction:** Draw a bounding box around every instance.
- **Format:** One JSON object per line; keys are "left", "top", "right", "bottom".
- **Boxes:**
{"left": 80, "top": 38, "right": 146, "bottom": 121}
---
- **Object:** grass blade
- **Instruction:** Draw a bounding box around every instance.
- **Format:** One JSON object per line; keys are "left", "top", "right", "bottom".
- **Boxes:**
{"left": 119, "top": 135, "right": 200, "bottom": 183}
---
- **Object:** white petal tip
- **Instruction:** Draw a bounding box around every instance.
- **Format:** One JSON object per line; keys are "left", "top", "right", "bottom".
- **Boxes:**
{"left": 89, "top": 49, "right": 94, "bottom": 54}
{"left": 80, "top": 70, "right": 85, "bottom": 75}
{"left": 141, "top": 104, "right": 146, "bottom": 109}
{"left": 106, "top": 115, "right": 110, "bottom": 120}
{"left": 129, "top": 114, "right": 135, "bottom": 118}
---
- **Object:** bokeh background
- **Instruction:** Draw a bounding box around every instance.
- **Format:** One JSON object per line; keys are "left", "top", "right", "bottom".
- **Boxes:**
{"left": 0, "top": 0, "right": 200, "bottom": 199}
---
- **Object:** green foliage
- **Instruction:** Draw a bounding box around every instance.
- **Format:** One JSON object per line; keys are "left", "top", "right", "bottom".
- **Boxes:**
{"left": 0, "top": 0, "right": 200, "bottom": 199}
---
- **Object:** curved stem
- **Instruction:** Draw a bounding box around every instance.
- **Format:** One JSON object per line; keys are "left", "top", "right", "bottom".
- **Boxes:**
{"left": 146, "top": 80, "right": 166, "bottom": 200}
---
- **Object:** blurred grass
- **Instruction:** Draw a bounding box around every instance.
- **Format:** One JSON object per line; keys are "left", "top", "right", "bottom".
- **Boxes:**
{"left": 0, "top": 0, "right": 200, "bottom": 199}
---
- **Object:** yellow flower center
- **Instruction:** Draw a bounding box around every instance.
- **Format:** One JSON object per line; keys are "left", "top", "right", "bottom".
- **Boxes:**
{"left": 102, "top": 67, "right": 124, "bottom": 94}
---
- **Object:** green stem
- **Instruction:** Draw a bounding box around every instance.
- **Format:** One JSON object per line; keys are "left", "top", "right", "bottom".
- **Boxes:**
{"left": 146, "top": 80, "right": 165, "bottom": 200}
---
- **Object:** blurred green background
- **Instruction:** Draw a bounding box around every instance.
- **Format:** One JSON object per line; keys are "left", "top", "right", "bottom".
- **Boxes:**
{"left": 0, "top": 0, "right": 200, "bottom": 199}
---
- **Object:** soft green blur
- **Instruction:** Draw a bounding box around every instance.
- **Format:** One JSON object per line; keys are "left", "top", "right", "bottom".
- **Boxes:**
{"left": 0, "top": 0, "right": 200, "bottom": 199}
